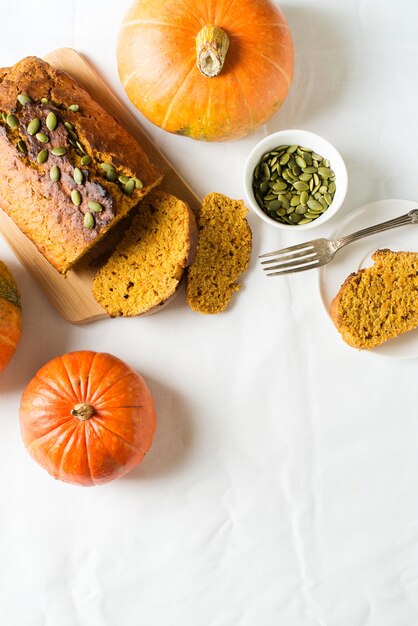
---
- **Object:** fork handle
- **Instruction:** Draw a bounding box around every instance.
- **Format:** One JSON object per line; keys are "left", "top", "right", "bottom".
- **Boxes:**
{"left": 335, "top": 209, "right": 418, "bottom": 249}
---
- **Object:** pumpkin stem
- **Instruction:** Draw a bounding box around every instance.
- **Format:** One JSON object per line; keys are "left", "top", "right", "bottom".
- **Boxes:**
{"left": 71, "top": 403, "right": 94, "bottom": 421}
{"left": 196, "top": 25, "right": 230, "bottom": 78}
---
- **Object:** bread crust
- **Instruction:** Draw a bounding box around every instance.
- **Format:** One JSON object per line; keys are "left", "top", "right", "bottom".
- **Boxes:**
{"left": 329, "top": 270, "right": 366, "bottom": 348}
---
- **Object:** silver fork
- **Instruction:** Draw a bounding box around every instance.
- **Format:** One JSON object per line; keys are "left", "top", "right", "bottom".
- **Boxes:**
{"left": 260, "top": 209, "right": 418, "bottom": 276}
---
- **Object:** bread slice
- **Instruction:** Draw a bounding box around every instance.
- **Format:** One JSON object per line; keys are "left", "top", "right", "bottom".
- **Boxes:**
{"left": 92, "top": 190, "right": 197, "bottom": 317}
{"left": 330, "top": 249, "right": 418, "bottom": 349}
{"left": 186, "top": 192, "right": 252, "bottom": 314}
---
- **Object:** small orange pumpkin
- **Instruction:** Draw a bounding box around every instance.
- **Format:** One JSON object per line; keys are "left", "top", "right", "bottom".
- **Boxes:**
{"left": 117, "top": 0, "right": 294, "bottom": 141}
{"left": 19, "top": 351, "right": 156, "bottom": 486}
{"left": 0, "top": 260, "right": 22, "bottom": 372}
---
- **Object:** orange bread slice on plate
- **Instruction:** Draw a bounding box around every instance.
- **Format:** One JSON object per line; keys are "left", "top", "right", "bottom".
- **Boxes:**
{"left": 186, "top": 192, "right": 252, "bottom": 314}
{"left": 330, "top": 249, "right": 418, "bottom": 349}
{"left": 92, "top": 190, "right": 197, "bottom": 317}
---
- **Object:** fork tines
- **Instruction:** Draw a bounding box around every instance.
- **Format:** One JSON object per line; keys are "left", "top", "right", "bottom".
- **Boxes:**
{"left": 259, "top": 238, "right": 325, "bottom": 276}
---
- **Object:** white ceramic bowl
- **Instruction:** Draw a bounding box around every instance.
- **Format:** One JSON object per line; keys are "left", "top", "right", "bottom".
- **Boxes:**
{"left": 243, "top": 129, "right": 348, "bottom": 231}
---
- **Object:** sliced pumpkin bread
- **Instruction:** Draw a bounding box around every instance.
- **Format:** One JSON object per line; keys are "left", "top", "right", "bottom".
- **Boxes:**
{"left": 92, "top": 190, "right": 197, "bottom": 317}
{"left": 330, "top": 249, "right": 418, "bottom": 349}
{"left": 186, "top": 192, "right": 252, "bottom": 314}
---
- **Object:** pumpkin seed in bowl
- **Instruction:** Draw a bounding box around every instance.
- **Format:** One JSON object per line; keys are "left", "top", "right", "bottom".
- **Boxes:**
{"left": 252, "top": 145, "right": 336, "bottom": 226}
{"left": 243, "top": 129, "right": 348, "bottom": 231}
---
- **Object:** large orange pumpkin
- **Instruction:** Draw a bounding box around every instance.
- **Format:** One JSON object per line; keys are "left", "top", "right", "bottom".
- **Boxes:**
{"left": 0, "top": 260, "right": 22, "bottom": 372}
{"left": 117, "top": 0, "right": 294, "bottom": 141}
{"left": 19, "top": 351, "right": 156, "bottom": 486}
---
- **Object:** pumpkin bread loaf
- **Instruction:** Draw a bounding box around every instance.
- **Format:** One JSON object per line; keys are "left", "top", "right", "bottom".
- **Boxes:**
{"left": 186, "top": 192, "right": 252, "bottom": 314}
{"left": 92, "top": 190, "right": 197, "bottom": 317}
{"left": 330, "top": 249, "right": 418, "bottom": 349}
{"left": 0, "top": 56, "right": 161, "bottom": 273}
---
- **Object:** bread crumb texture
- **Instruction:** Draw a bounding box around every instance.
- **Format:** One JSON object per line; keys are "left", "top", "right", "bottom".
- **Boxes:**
{"left": 186, "top": 192, "right": 252, "bottom": 314}
{"left": 92, "top": 190, "right": 196, "bottom": 317}
{"left": 330, "top": 249, "right": 418, "bottom": 349}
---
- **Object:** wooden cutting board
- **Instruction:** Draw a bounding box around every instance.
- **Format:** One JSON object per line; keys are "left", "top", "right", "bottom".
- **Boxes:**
{"left": 0, "top": 48, "right": 200, "bottom": 324}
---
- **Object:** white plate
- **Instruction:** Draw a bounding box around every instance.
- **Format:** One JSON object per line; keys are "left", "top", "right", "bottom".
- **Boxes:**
{"left": 319, "top": 198, "right": 418, "bottom": 358}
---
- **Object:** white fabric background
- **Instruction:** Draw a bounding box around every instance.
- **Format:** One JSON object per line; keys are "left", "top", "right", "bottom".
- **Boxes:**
{"left": 0, "top": 1, "right": 418, "bottom": 624}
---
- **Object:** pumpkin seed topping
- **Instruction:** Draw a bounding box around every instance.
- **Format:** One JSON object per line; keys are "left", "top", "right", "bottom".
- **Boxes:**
{"left": 46, "top": 112, "right": 57, "bottom": 131}
{"left": 80, "top": 155, "right": 92, "bottom": 166}
{"left": 100, "top": 162, "right": 117, "bottom": 182}
{"left": 64, "top": 121, "right": 74, "bottom": 131}
{"left": 71, "top": 190, "right": 82, "bottom": 206}
{"left": 100, "top": 163, "right": 113, "bottom": 172}
{"left": 27, "top": 118, "right": 41, "bottom": 136}
{"left": 252, "top": 144, "right": 336, "bottom": 225}
{"left": 88, "top": 201, "right": 103, "bottom": 213}
{"left": 36, "top": 132, "right": 49, "bottom": 144}
{"left": 6, "top": 114, "right": 19, "bottom": 128}
{"left": 84, "top": 212, "right": 95, "bottom": 229}
{"left": 17, "top": 140, "right": 27, "bottom": 153}
{"left": 50, "top": 165, "right": 60, "bottom": 182}
{"left": 73, "top": 167, "right": 84, "bottom": 185}
{"left": 51, "top": 146, "right": 67, "bottom": 156}
{"left": 17, "top": 94, "right": 32, "bottom": 106}
{"left": 118, "top": 175, "right": 130, "bottom": 185}
{"left": 2, "top": 112, "right": 7, "bottom": 122}
{"left": 68, "top": 104, "right": 80, "bottom": 112}
{"left": 37, "top": 148, "right": 49, "bottom": 164}
{"left": 40, "top": 97, "right": 49, "bottom": 104}
{"left": 124, "top": 179, "right": 135, "bottom": 195}
{"left": 103, "top": 162, "right": 116, "bottom": 172}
